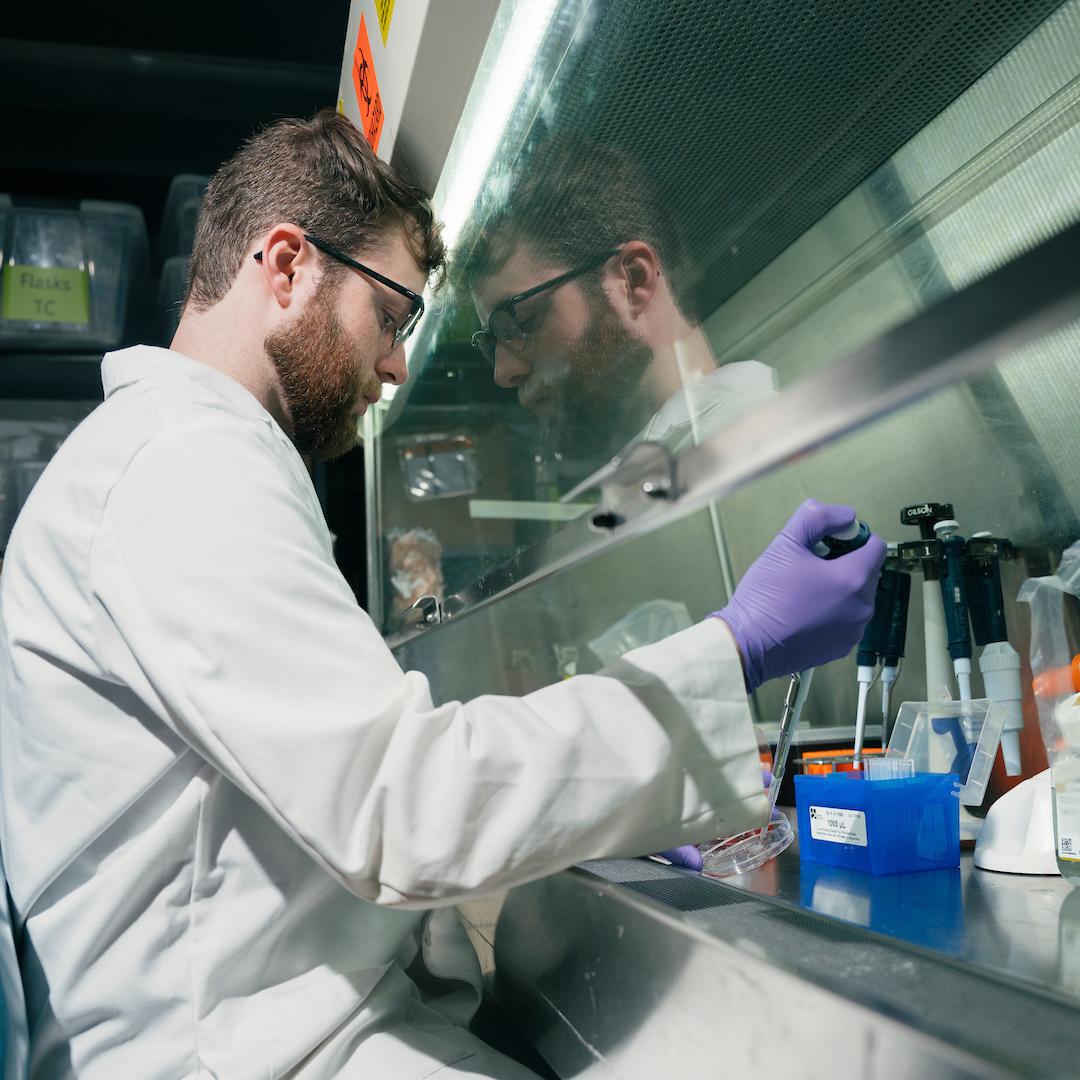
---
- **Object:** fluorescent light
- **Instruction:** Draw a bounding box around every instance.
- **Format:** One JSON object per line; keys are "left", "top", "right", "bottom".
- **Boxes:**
{"left": 437, "top": 0, "right": 560, "bottom": 251}
{"left": 373, "top": 0, "right": 560, "bottom": 413}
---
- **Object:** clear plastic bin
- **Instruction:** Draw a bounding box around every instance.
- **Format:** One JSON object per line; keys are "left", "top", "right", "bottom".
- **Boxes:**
{"left": 156, "top": 256, "right": 189, "bottom": 345}
{"left": 157, "top": 175, "right": 208, "bottom": 263}
{"left": 0, "top": 199, "right": 148, "bottom": 351}
{"left": 0, "top": 441, "right": 14, "bottom": 549}
{"left": 886, "top": 698, "right": 1008, "bottom": 806}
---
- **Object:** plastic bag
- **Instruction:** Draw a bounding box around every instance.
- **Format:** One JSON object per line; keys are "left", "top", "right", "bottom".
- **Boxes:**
{"left": 1017, "top": 540, "right": 1080, "bottom": 766}
{"left": 588, "top": 599, "right": 693, "bottom": 665}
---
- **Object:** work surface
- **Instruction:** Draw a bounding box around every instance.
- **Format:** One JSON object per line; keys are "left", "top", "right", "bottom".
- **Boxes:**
{"left": 473, "top": 832, "right": 1080, "bottom": 1078}
{"left": 721, "top": 846, "right": 1080, "bottom": 1006}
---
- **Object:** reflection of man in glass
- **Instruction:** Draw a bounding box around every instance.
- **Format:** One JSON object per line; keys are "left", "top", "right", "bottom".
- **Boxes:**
{"left": 459, "top": 137, "right": 776, "bottom": 464}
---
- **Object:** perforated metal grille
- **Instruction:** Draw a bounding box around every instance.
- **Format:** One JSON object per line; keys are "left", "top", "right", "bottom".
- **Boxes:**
{"left": 538, "top": 0, "right": 1065, "bottom": 318}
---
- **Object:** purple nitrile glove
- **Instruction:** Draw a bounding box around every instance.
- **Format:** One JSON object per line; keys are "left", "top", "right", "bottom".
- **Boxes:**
{"left": 652, "top": 845, "right": 704, "bottom": 871}
{"left": 711, "top": 499, "right": 886, "bottom": 693}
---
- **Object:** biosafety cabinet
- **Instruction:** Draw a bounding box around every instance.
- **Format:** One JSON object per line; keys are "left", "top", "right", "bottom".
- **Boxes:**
{"left": 345, "top": 1, "right": 1080, "bottom": 1075}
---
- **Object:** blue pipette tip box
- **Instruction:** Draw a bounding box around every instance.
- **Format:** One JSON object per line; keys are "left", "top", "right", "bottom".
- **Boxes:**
{"left": 795, "top": 772, "right": 960, "bottom": 875}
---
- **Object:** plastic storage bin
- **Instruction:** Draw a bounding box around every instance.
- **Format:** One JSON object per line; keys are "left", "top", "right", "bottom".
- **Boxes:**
{"left": 795, "top": 771, "right": 960, "bottom": 875}
{"left": 0, "top": 199, "right": 148, "bottom": 351}
{"left": 156, "top": 256, "right": 189, "bottom": 345}
{"left": 886, "top": 698, "right": 1007, "bottom": 806}
{"left": 156, "top": 174, "right": 208, "bottom": 263}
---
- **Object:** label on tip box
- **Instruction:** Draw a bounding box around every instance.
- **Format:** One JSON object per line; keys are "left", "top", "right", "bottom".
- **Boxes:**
{"left": 808, "top": 805, "right": 868, "bottom": 847}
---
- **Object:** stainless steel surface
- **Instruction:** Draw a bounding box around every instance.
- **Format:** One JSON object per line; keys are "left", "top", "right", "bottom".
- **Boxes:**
{"left": 479, "top": 849, "right": 1080, "bottom": 1079}
{"left": 725, "top": 847, "right": 1080, "bottom": 1002}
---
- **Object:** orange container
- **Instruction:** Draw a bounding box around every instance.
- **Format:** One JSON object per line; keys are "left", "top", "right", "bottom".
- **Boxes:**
{"left": 1032, "top": 654, "right": 1080, "bottom": 700}
{"left": 797, "top": 746, "right": 885, "bottom": 775}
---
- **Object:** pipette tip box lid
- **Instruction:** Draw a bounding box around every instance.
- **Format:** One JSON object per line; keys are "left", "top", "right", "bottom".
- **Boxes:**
{"left": 795, "top": 770, "right": 960, "bottom": 875}
{"left": 886, "top": 697, "right": 1007, "bottom": 806}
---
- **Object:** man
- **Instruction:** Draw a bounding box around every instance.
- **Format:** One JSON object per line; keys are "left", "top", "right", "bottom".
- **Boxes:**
{"left": 0, "top": 111, "right": 883, "bottom": 1078}
{"left": 462, "top": 137, "right": 778, "bottom": 469}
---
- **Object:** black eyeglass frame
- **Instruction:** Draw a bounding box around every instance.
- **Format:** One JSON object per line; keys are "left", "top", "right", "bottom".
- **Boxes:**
{"left": 471, "top": 247, "right": 621, "bottom": 364}
{"left": 253, "top": 232, "right": 425, "bottom": 347}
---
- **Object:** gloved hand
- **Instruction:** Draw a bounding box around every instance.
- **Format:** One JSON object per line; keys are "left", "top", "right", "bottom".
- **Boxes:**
{"left": 652, "top": 845, "right": 704, "bottom": 871}
{"left": 649, "top": 767, "right": 775, "bottom": 872}
{"left": 712, "top": 499, "right": 886, "bottom": 692}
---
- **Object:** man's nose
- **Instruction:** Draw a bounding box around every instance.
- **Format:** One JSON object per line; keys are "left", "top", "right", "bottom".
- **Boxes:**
{"left": 377, "top": 347, "right": 409, "bottom": 386}
{"left": 493, "top": 347, "right": 531, "bottom": 389}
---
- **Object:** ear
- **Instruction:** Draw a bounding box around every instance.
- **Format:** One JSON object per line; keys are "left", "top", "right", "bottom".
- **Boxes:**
{"left": 255, "top": 224, "right": 311, "bottom": 308}
{"left": 609, "top": 241, "right": 662, "bottom": 319}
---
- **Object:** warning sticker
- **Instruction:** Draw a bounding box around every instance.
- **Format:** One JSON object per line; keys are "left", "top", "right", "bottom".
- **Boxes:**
{"left": 351, "top": 14, "right": 385, "bottom": 152}
{"left": 375, "top": 0, "right": 395, "bottom": 45}
{"left": 808, "top": 805, "right": 868, "bottom": 847}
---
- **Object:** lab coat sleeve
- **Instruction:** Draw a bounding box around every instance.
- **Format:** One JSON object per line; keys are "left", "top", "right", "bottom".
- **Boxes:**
{"left": 90, "top": 420, "right": 766, "bottom": 908}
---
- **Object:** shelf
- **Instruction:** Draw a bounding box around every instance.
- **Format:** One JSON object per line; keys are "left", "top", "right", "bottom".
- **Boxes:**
{"left": 0, "top": 352, "right": 105, "bottom": 401}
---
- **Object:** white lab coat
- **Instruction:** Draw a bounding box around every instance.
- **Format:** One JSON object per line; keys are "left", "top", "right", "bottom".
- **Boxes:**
{"left": 0, "top": 346, "right": 766, "bottom": 1079}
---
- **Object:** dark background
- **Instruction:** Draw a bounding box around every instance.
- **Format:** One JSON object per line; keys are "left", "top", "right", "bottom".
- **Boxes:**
{"left": 0, "top": 3, "right": 376, "bottom": 599}
{"left": 1, "top": 3, "right": 349, "bottom": 232}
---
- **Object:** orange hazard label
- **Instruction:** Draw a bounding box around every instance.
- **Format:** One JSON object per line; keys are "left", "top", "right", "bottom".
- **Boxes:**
{"left": 351, "top": 14, "right": 384, "bottom": 153}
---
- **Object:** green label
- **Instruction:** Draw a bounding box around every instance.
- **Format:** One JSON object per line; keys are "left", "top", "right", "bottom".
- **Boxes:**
{"left": 2, "top": 265, "right": 90, "bottom": 325}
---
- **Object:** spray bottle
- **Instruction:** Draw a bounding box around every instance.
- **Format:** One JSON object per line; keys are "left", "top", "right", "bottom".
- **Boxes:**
{"left": 965, "top": 534, "right": 1023, "bottom": 776}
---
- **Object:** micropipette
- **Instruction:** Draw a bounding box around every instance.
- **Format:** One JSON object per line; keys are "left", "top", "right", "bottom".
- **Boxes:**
{"left": 852, "top": 596, "right": 882, "bottom": 769}
{"left": 935, "top": 519, "right": 974, "bottom": 701}
{"left": 900, "top": 503, "right": 955, "bottom": 702}
{"left": 878, "top": 566, "right": 911, "bottom": 747}
{"left": 965, "top": 533, "right": 1023, "bottom": 775}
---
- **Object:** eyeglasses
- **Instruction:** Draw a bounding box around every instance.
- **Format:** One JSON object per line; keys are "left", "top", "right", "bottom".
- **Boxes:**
{"left": 471, "top": 248, "right": 620, "bottom": 366}
{"left": 253, "top": 232, "right": 425, "bottom": 348}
